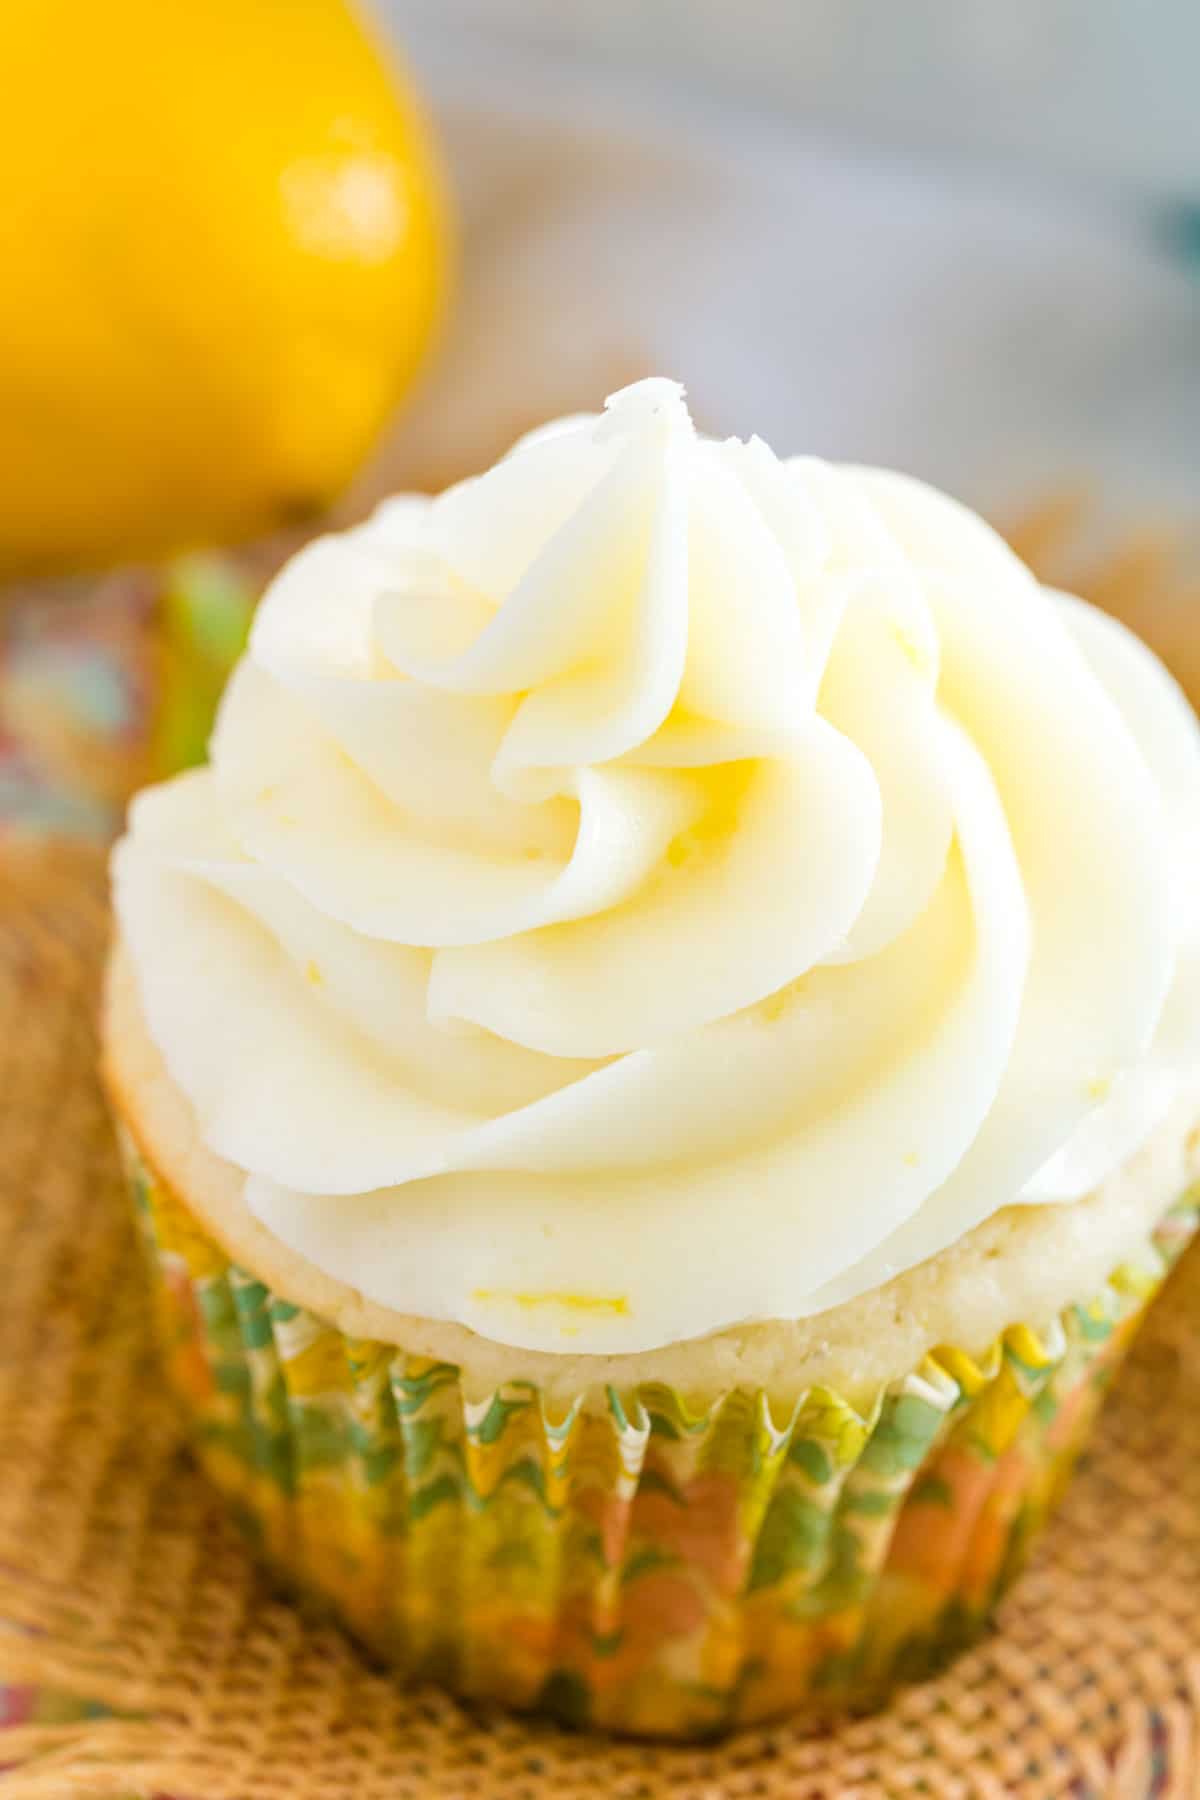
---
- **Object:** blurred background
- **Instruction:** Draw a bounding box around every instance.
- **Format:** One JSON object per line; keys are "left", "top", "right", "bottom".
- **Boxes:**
{"left": 398, "top": 0, "right": 1200, "bottom": 194}
{"left": 2, "top": 0, "right": 1197, "bottom": 842}
{"left": 384, "top": 0, "right": 1200, "bottom": 514}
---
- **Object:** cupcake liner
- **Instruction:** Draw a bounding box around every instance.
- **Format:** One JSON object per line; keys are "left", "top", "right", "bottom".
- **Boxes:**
{"left": 119, "top": 1126, "right": 1199, "bottom": 1740}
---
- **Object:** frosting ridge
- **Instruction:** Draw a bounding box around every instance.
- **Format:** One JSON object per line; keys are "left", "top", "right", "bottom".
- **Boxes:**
{"left": 113, "top": 380, "right": 1200, "bottom": 1350}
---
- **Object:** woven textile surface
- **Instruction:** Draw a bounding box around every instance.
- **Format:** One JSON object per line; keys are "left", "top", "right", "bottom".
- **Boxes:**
{"left": 0, "top": 844, "right": 1196, "bottom": 1798}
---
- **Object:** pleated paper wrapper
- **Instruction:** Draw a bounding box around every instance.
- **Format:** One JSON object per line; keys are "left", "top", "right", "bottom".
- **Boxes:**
{"left": 117, "top": 1123, "right": 1199, "bottom": 1741}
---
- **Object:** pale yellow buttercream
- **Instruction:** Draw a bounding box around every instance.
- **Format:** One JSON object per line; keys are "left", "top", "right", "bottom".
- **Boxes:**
{"left": 109, "top": 382, "right": 1200, "bottom": 1352}
{"left": 104, "top": 945, "right": 1200, "bottom": 1410}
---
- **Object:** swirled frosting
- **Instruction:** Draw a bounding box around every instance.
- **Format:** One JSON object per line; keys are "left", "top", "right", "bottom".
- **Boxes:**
{"left": 113, "top": 380, "right": 1200, "bottom": 1352}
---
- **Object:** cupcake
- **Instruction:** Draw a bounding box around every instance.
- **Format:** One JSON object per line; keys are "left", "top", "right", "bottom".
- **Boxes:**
{"left": 103, "top": 380, "right": 1200, "bottom": 1738}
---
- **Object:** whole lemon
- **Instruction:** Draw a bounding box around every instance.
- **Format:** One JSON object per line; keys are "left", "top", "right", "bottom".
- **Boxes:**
{"left": 1, "top": 0, "right": 450, "bottom": 578}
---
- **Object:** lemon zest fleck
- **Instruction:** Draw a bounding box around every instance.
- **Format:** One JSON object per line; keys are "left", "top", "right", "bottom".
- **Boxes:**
{"left": 891, "top": 621, "right": 932, "bottom": 676}
{"left": 472, "top": 1289, "right": 630, "bottom": 1317}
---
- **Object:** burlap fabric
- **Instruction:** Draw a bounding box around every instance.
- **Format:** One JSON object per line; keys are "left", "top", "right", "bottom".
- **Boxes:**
{"left": 1, "top": 846, "right": 1198, "bottom": 1798}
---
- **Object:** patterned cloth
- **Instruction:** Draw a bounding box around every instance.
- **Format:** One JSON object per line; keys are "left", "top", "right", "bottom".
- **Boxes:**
{"left": 0, "top": 558, "right": 254, "bottom": 846}
{"left": 0, "top": 562, "right": 254, "bottom": 1788}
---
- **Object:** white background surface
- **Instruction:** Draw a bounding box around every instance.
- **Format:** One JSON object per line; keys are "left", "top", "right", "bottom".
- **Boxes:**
{"left": 372, "top": 24, "right": 1199, "bottom": 532}
{"left": 389, "top": 0, "right": 1200, "bottom": 199}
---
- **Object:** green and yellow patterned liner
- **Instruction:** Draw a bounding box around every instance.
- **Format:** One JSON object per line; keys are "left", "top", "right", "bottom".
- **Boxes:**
{"left": 118, "top": 1130, "right": 1198, "bottom": 1740}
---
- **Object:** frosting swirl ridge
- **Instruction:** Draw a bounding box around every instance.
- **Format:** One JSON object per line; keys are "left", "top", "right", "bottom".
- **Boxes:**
{"left": 114, "top": 380, "right": 1200, "bottom": 1350}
